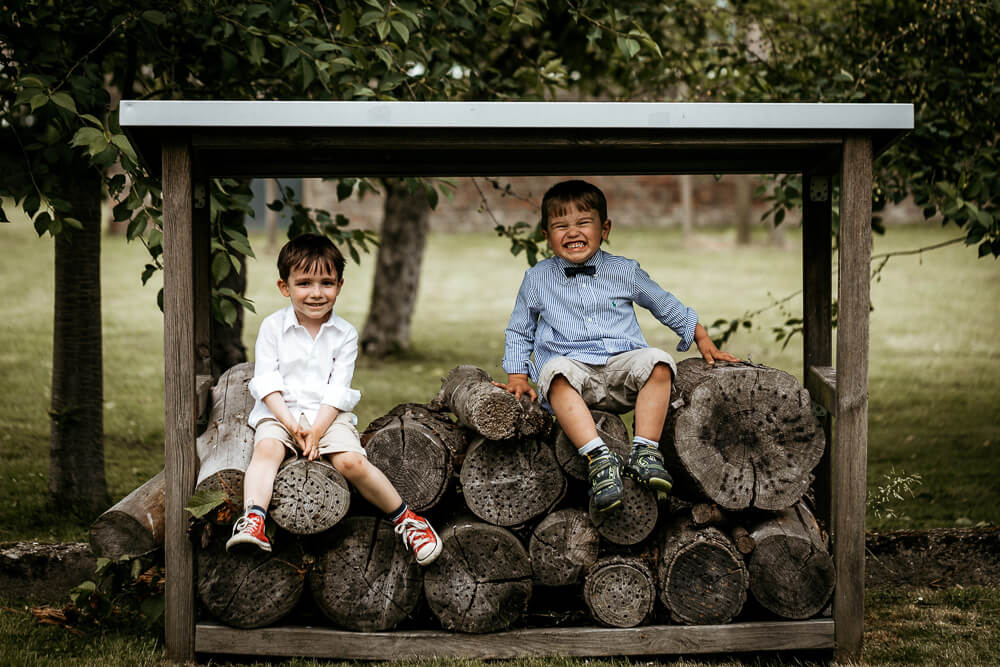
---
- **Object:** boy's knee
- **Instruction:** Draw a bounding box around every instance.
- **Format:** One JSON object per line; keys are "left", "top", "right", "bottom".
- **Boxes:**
{"left": 649, "top": 362, "right": 672, "bottom": 384}
{"left": 254, "top": 438, "right": 286, "bottom": 461}
{"left": 331, "top": 452, "right": 366, "bottom": 476}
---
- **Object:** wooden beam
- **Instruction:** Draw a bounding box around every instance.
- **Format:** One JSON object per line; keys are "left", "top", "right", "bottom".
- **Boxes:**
{"left": 196, "top": 620, "right": 834, "bottom": 660}
{"left": 807, "top": 366, "right": 837, "bottom": 418}
{"left": 162, "top": 134, "right": 198, "bottom": 664}
{"left": 833, "top": 135, "right": 872, "bottom": 662}
{"left": 802, "top": 172, "right": 834, "bottom": 527}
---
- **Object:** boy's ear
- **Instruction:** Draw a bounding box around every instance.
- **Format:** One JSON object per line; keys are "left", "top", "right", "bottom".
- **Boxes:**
{"left": 601, "top": 218, "right": 612, "bottom": 241}
{"left": 277, "top": 278, "right": 290, "bottom": 297}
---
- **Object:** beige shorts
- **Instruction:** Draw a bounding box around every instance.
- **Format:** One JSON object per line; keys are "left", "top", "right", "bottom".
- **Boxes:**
{"left": 253, "top": 412, "right": 366, "bottom": 458}
{"left": 538, "top": 347, "right": 677, "bottom": 414}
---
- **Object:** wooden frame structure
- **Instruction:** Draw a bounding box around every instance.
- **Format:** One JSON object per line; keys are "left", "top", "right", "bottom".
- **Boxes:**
{"left": 121, "top": 100, "right": 912, "bottom": 664}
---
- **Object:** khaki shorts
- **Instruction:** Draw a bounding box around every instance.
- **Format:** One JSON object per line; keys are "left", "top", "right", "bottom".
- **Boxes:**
{"left": 253, "top": 412, "right": 366, "bottom": 458}
{"left": 537, "top": 347, "right": 677, "bottom": 414}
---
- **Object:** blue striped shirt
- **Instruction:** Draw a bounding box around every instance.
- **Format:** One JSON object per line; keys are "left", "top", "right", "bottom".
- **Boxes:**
{"left": 502, "top": 250, "right": 698, "bottom": 382}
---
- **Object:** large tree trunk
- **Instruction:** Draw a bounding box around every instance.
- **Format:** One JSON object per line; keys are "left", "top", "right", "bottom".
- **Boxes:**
{"left": 196, "top": 526, "right": 306, "bottom": 629}
{"left": 660, "top": 358, "right": 825, "bottom": 511}
{"left": 362, "top": 403, "right": 467, "bottom": 512}
{"left": 584, "top": 556, "right": 656, "bottom": 628}
{"left": 361, "top": 178, "right": 431, "bottom": 357}
{"left": 747, "top": 502, "right": 835, "bottom": 619}
{"left": 423, "top": 519, "right": 533, "bottom": 633}
{"left": 658, "top": 516, "right": 749, "bottom": 625}
{"left": 308, "top": 515, "right": 424, "bottom": 631}
{"left": 50, "top": 166, "right": 108, "bottom": 516}
{"left": 459, "top": 435, "right": 566, "bottom": 527}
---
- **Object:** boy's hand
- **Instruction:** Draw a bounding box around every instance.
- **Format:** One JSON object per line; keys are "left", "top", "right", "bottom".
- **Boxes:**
{"left": 302, "top": 427, "right": 321, "bottom": 461}
{"left": 694, "top": 323, "right": 740, "bottom": 365}
{"left": 492, "top": 374, "right": 538, "bottom": 402}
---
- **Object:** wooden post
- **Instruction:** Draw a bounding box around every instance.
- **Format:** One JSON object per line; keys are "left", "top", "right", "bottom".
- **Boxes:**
{"left": 833, "top": 135, "right": 872, "bottom": 661}
{"left": 162, "top": 134, "right": 198, "bottom": 663}
{"left": 802, "top": 171, "right": 834, "bottom": 526}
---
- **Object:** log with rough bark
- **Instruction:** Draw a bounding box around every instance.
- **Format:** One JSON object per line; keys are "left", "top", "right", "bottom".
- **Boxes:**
{"left": 583, "top": 556, "right": 656, "bottom": 628}
{"left": 423, "top": 519, "right": 533, "bottom": 633}
{"left": 658, "top": 516, "right": 749, "bottom": 625}
{"left": 196, "top": 526, "right": 306, "bottom": 629}
{"left": 433, "top": 365, "right": 523, "bottom": 440}
{"left": 194, "top": 362, "right": 257, "bottom": 523}
{"left": 269, "top": 458, "right": 350, "bottom": 535}
{"left": 460, "top": 436, "right": 566, "bottom": 527}
{"left": 660, "top": 359, "right": 825, "bottom": 511}
{"left": 528, "top": 508, "right": 600, "bottom": 586}
{"left": 553, "top": 410, "right": 630, "bottom": 481}
{"left": 747, "top": 503, "right": 835, "bottom": 619}
{"left": 589, "top": 477, "right": 659, "bottom": 546}
{"left": 308, "top": 515, "right": 424, "bottom": 631}
{"left": 362, "top": 403, "right": 466, "bottom": 512}
{"left": 518, "top": 394, "right": 553, "bottom": 438}
{"left": 89, "top": 469, "right": 165, "bottom": 559}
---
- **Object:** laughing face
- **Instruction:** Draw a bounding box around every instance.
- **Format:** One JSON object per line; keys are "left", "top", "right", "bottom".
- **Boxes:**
{"left": 544, "top": 202, "right": 611, "bottom": 265}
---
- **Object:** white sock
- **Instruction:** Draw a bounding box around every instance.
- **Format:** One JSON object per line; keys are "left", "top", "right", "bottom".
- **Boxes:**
{"left": 633, "top": 435, "right": 658, "bottom": 448}
{"left": 578, "top": 437, "right": 606, "bottom": 458}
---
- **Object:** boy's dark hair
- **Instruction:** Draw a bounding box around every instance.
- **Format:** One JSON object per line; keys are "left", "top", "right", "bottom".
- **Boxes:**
{"left": 277, "top": 234, "right": 345, "bottom": 282}
{"left": 540, "top": 180, "right": 608, "bottom": 230}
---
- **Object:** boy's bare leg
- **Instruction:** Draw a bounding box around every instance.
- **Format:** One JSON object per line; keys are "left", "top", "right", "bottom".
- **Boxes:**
{"left": 328, "top": 451, "right": 403, "bottom": 513}
{"left": 242, "top": 438, "right": 286, "bottom": 510}
{"left": 633, "top": 362, "right": 672, "bottom": 442}
{"left": 547, "top": 376, "right": 599, "bottom": 448}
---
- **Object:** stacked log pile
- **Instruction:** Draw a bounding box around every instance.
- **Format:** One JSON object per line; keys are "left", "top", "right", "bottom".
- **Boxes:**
{"left": 97, "top": 359, "right": 835, "bottom": 633}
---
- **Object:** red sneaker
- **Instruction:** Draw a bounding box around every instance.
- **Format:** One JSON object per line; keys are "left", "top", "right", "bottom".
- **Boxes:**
{"left": 393, "top": 508, "right": 442, "bottom": 565}
{"left": 226, "top": 511, "right": 271, "bottom": 553}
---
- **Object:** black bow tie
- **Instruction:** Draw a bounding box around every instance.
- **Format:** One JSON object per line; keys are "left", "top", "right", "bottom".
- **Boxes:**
{"left": 564, "top": 265, "right": 596, "bottom": 278}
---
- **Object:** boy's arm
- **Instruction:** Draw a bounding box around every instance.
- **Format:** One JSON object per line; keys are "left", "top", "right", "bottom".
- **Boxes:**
{"left": 320, "top": 327, "right": 361, "bottom": 413}
{"left": 249, "top": 315, "right": 306, "bottom": 445}
{"left": 496, "top": 272, "right": 540, "bottom": 401}
{"left": 694, "top": 323, "right": 740, "bottom": 364}
{"left": 262, "top": 391, "right": 307, "bottom": 448}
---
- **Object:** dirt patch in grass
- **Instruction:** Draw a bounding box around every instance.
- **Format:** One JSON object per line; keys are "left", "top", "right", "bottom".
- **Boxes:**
{"left": 865, "top": 525, "right": 1000, "bottom": 588}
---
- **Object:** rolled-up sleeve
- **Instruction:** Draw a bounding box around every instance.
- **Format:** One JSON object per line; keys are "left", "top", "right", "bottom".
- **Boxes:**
{"left": 322, "top": 328, "right": 361, "bottom": 411}
{"left": 502, "top": 272, "right": 540, "bottom": 377}
{"left": 632, "top": 264, "right": 698, "bottom": 351}
{"left": 249, "top": 319, "right": 286, "bottom": 399}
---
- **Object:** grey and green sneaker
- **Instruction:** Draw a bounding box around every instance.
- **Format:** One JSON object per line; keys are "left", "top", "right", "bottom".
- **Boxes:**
{"left": 624, "top": 442, "right": 673, "bottom": 495}
{"left": 587, "top": 449, "right": 624, "bottom": 512}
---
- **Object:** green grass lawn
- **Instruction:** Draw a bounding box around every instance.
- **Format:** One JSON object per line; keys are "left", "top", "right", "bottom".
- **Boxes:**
{"left": 2, "top": 219, "right": 999, "bottom": 665}
{"left": 1, "top": 220, "right": 998, "bottom": 541}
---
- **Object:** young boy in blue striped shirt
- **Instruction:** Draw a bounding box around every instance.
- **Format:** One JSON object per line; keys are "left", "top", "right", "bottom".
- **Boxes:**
{"left": 495, "top": 180, "right": 738, "bottom": 512}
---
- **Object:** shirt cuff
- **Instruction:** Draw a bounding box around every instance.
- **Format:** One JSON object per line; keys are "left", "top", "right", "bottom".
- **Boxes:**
{"left": 502, "top": 358, "right": 535, "bottom": 378}
{"left": 322, "top": 385, "right": 361, "bottom": 412}
{"left": 249, "top": 371, "right": 285, "bottom": 400}
{"left": 675, "top": 308, "right": 698, "bottom": 352}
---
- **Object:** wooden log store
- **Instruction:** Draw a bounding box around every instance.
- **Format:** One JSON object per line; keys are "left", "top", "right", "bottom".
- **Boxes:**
{"left": 120, "top": 100, "right": 913, "bottom": 663}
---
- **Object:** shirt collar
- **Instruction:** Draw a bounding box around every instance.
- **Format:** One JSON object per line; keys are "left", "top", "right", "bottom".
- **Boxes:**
{"left": 281, "top": 305, "right": 349, "bottom": 333}
{"left": 551, "top": 249, "right": 605, "bottom": 283}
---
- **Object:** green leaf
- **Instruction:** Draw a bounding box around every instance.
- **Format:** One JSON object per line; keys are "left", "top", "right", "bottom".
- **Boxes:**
{"left": 111, "top": 134, "right": 138, "bottom": 163}
{"left": 218, "top": 297, "right": 238, "bottom": 327}
{"left": 391, "top": 20, "right": 409, "bottom": 43}
{"left": 142, "top": 9, "right": 167, "bottom": 25}
{"left": 337, "top": 179, "right": 355, "bottom": 201}
{"left": 282, "top": 45, "right": 300, "bottom": 67}
{"left": 64, "top": 217, "right": 84, "bottom": 230}
{"left": 339, "top": 10, "right": 356, "bottom": 36}
{"left": 80, "top": 113, "right": 104, "bottom": 128}
{"left": 375, "top": 47, "right": 392, "bottom": 68}
{"left": 376, "top": 19, "right": 391, "bottom": 41}
{"left": 29, "top": 93, "right": 48, "bottom": 111}
{"left": 185, "top": 489, "right": 227, "bottom": 518}
{"left": 248, "top": 37, "right": 265, "bottom": 65}
{"left": 50, "top": 92, "right": 77, "bottom": 113}
{"left": 212, "top": 252, "right": 232, "bottom": 283}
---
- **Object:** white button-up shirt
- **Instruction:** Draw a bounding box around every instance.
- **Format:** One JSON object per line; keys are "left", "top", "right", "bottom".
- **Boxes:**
{"left": 247, "top": 305, "right": 362, "bottom": 429}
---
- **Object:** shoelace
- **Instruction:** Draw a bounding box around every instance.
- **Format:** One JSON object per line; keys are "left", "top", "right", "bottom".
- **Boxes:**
{"left": 234, "top": 514, "right": 264, "bottom": 534}
{"left": 395, "top": 517, "right": 434, "bottom": 551}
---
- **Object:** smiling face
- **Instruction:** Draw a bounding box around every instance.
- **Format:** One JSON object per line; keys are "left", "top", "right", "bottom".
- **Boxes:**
{"left": 278, "top": 266, "right": 343, "bottom": 328}
{"left": 543, "top": 202, "right": 611, "bottom": 265}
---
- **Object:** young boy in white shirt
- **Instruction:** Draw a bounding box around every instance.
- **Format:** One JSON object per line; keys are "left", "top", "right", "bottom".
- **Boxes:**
{"left": 227, "top": 234, "right": 441, "bottom": 565}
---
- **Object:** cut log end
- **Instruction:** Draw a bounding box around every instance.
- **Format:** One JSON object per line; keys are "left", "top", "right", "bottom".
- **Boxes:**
{"left": 269, "top": 459, "right": 350, "bottom": 535}
{"left": 584, "top": 556, "right": 656, "bottom": 628}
